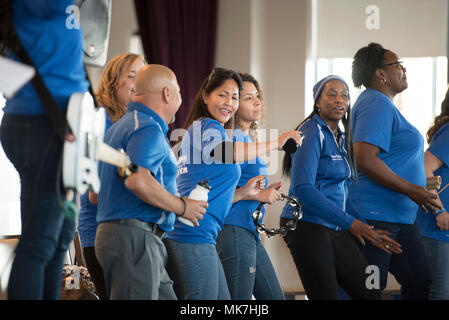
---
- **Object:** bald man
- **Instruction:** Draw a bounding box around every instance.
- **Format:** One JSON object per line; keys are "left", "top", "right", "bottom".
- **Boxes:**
{"left": 95, "top": 64, "right": 207, "bottom": 300}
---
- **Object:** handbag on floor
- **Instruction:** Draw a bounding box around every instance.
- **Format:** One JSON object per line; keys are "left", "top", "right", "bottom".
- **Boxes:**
{"left": 61, "top": 264, "right": 99, "bottom": 300}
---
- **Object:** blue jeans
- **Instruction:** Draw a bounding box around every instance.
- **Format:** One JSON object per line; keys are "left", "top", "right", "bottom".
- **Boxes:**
{"left": 363, "top": 219, "right": 431, "bottom": 300}
{"left": 0, "top": 114, "right": 76, "bottom": 299}
{"left": 164, "top": 239, "right": 230, "bottom": 300}
{"left": 216, "top": 225, "right": 285, "bottom": 300}
{"left": 421, "top": 236, "right": 449, "bottom": 300}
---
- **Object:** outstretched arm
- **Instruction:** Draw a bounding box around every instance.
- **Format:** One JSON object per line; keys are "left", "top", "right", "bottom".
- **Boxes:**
{"left": 227, "top": 130, "right": 303, "bottom": 163}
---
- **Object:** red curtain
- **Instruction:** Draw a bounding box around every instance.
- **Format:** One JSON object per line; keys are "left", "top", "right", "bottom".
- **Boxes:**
{"left": 134, "top": 0, "right": 218, "bottom": 136}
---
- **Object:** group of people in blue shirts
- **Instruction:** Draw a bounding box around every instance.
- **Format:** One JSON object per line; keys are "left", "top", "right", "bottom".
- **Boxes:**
{"left": 90, "top": 64, "right": 302, "bottom": 300}
{"left": 281, "top": 43, "right": 449, "bottom": 300}
{"left": 164, "top": 70, "right": 296, "bottom": 300}
{"left": 2, "top": 0, "right": 449, "bottom": 301}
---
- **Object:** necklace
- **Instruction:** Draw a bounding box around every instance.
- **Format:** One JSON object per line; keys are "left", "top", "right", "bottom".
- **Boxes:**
{"left": 333, "top": 129, "right": 339, "bottom": 139}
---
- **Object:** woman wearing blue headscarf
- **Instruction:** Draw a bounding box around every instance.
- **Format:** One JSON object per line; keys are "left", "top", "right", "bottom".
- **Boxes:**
{"left": 280, "top": 75, "right": 401, "bottom": 300}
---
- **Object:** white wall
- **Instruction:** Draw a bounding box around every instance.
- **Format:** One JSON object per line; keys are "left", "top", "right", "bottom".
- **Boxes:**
{"left": 0, "top": 101, "right": 21, "bottom": 236}
{"left": 318, "top": 0, "right": 447, "bottom": 58}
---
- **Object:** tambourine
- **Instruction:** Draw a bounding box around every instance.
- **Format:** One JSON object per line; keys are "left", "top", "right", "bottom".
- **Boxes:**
{"left": 252, "top": 193, "right": 302, "bottom": 238}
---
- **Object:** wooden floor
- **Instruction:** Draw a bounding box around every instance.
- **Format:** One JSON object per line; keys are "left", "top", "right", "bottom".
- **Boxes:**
{"left": 284, "top": 290, "right": 401, "bottom": 300}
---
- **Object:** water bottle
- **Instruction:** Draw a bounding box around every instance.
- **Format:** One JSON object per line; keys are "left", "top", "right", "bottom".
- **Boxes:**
{"left": 178, "top": 180, "right": 211, "bottom": 227}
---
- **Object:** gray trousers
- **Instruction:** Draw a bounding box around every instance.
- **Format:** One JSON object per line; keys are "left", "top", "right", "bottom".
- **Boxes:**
{"left": 95, "top": 221, "right": 177, "bottom": 300}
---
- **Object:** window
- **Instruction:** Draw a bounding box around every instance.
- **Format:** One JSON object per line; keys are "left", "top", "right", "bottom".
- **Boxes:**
{"left": 316, "top": 56, "right": 448, "bottom": 148}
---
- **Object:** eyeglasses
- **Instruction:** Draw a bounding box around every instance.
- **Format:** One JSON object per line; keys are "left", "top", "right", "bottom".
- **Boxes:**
{"left": 382, "top": 61, "right": 404, "bottom": 68}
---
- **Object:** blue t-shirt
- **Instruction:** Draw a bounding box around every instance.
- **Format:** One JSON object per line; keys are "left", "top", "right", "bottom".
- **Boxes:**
{"left": 77, "top": 111, "right": 112, "bottom": 248}
{"left": 5, "top": 0, "right": 89, "bottom": 114}
{"left": 350, "top": 88, "right": 426, "bottom": 224}
{"left": 97, "top": 102, "right": 177, "bottom": 232}
{"left": 280, "top": 114, "right": 356, "bottom": 231}
{"left": 167, "top": 118, "right": 241, "bottom": 244}
{"left": 224, "top": 128, "right": 269, "bottom": 241}
{"left": 417, "top": 122, "right": 449, "bottom": 242}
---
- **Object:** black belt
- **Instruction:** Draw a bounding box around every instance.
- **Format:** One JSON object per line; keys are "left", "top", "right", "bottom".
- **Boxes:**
{"left": 106, "top": 219, "right": 166, "bottom": 239}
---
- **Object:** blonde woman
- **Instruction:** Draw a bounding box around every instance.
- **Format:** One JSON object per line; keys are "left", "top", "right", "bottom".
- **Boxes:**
{"left": 78, "top": 53, "right": 145, "bottom": 299}
{"left": 96, "top": 53, "right": 146, "bottom": 122}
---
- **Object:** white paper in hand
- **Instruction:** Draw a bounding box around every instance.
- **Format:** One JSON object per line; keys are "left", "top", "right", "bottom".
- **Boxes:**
{"left": 0, "top": 56, "right": 35, "bottom": 99}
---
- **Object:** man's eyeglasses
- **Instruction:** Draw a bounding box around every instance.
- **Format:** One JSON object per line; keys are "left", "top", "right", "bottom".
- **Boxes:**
{"left": 382, "top": 61, "right": 403, "bottom": 68}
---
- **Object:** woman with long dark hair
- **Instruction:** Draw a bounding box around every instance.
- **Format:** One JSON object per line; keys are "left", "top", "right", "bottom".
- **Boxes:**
{"left": 280, "top": 75, "right": 400, "bottom": 300}
{"left": 216, "top": 72, "right": 285, "bottom": 300}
